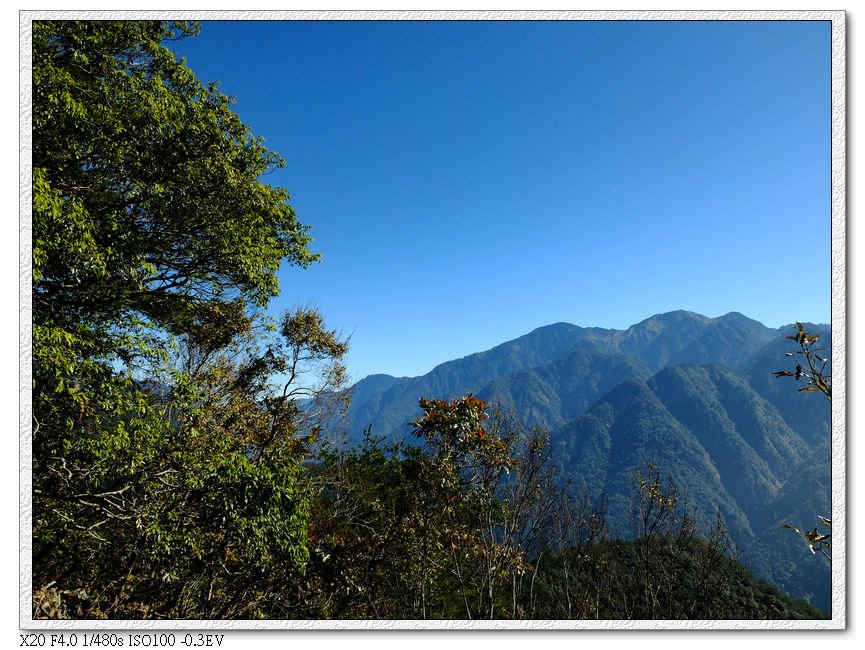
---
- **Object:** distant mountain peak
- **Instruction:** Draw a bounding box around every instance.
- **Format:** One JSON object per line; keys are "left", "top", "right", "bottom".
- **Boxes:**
{"left": 364, "top": 373, "right": 398, "bottom": 381}
{"left": 716, "top": 311, "right": 765, "bottom": 327}
{"left": 628, "top": 310, "right": 709, "bottom": 332}
{"left": 524, "top": 321, "right": 585, "bottom": 336}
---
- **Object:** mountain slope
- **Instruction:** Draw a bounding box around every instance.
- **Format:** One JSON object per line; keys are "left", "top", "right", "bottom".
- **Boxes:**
{"left": 605, "top": 310, "right": 777, "bottom": 371}
{"left": 346, "top": 310, "right": 781, "bottom": 442}
{"left": 549, "top": 364, "right": 828, "bottom": 610}
{"left": 345, "top": 321, "right": 589, "bottom": 443}
{"left": 552, "top": 376, "right": 757, "bottom": 550}
{"left": 477, "top": 348, "right": 651, "bottom": 433}
{"left": 741, "top": 438, "right": 832, "bottom": 610}
{"left": 646, "top": 364, "right": 808, "bottom": 519}
{"left": 744, "top": 325, "right": 832, "bottom": 446}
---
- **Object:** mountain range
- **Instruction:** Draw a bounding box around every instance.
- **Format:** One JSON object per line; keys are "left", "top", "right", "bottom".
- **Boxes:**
{"left": 340, "top": 310, "right": 833, "bottom": 611}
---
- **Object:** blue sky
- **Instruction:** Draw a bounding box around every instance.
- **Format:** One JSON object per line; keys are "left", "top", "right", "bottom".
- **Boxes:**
{"left": 168, "top": 20, "right": 831, "bottom": 381}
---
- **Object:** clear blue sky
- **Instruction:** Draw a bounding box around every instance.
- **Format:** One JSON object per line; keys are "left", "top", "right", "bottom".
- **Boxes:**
{"left": 169, "top": 20, "right": 832, "bottom": 381}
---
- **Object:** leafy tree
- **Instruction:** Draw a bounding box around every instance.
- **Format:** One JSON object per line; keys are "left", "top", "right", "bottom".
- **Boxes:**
{"left": 31, "top": 20, "right": 325, "bottom": 618}
{"left": 402, "top": 396, "right": 578, "bottom": 619}
{"left": 34, "top": 304, "right": 350, "bottom": 618}
{"left": 33, "top": 21, "right": 316, "bottom": 332}
{"left": 290, "top": 431, "right": 425, "bottom": 618}
{"left": 408, "top": 395, "right": 525, "bottom": 619}
{"left": 297, "top": 396, "right": 570, "bottom": 620}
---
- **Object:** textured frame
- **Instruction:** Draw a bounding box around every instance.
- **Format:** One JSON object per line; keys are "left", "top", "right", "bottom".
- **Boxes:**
{"left": 19, "top": 9, "right": 846, "bottom": 631}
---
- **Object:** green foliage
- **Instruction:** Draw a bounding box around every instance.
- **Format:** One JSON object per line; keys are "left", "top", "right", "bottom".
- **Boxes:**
{"left": 523, "top": 464, "right": 826, "bottom": 620}
{"left": 297, "top": 438, "right": 825, "bottom": 620}
{"left": 33, "top": 20, "right": 316, "bottom": 348}
{"left": 528, "top": 536, "right": 826, "bottom": 620}
{"left": 294, "top": 399, "right": 568, "bottom": 619}
{"left": 31, "top": 20, "right": 326, "bottom": 619}
{"left": 294, "top": 432, "right": 428, "bottom": 618}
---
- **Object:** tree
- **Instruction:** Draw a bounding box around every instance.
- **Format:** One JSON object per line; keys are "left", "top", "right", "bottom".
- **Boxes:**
{"left": 773, "top": 322, "right": 832, "bottom": 401}
{"left": 774, "top": 322, "right": 832, "bottom": 564}
{"left": 33, "top": 304, "right": 350, "bottom": 618}
{"left": 629, "top": 462, "right": 698, "bottom": 618}
{"left": 296, "top": 396, "right": 569, "bottom": 620}
{"left": 31, "top": 20, "right": 323, "bottom": 618}
{"left": 408, "top": 396, "right": 572, "bottom": 619}
{"left": 33, "top": 21, "right": 316, "bottom": 329}
{"left": 294, "top": 431, "right": 426, "bottom": 619}
{"left": 408, "top": 395, "right": 517, "bottom": 618}
{"left": 135, "top": 307, "right": 348, "bottom": 618}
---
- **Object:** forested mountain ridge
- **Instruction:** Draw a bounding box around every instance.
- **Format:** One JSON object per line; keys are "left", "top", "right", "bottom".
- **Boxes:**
{"left": 347, "top": 321, "right": 590, "bottom": 438}
{"left": 345, "top": 310, "right": 814, "bottom": 444}
{"left": 549, "top": 362, "right": 830, "bottom": 609}
{"left": 343, "top": 312, "right": 832, "bottom": 610}
{"left": 479, "top": 348, "right": 652, "bottom": 434}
